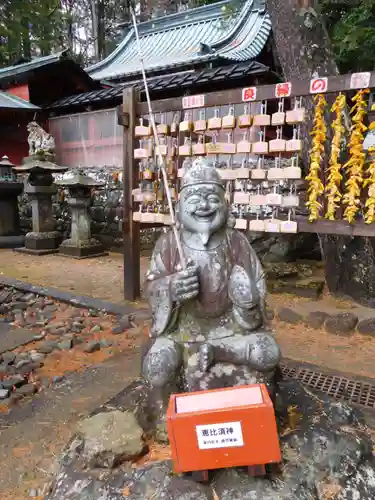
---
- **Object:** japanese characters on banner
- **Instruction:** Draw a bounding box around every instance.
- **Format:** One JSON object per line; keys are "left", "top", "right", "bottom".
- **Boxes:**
{"left": 240, "top": 72, "right": 373, "bottom": 103}
{"left": 182, "top": 94, "right": 205, "bottom": 109}
{"left": 242, "top": 87, "right": 257, "bottom": 102}
{"left": 275, "top": 82, "right": 292, "bottom": 98}
{"left": 310, "top": 77, "right": 328, "bottom": 94}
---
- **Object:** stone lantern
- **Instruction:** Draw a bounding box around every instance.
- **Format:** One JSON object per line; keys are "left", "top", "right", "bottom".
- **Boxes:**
{"left": 55, "top": 172, "right": 108, "bottom": 259}
{"left": 14, "top": 160, "right": 68, "bottom": 255}
{"left": 0, "top": 155, "right": 24, "bottom": 248}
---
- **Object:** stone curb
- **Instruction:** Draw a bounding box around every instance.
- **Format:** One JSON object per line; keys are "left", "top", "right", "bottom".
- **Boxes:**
{"left": 274, "top": 306, "right": 375, "bottom": 337}
{"left": 0, "top": 276, "right": 148, "bottom": 319}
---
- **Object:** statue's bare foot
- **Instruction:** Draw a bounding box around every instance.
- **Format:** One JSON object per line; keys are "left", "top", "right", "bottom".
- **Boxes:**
{"left": 199, "top": 343, "right": 214, "bottom": 372}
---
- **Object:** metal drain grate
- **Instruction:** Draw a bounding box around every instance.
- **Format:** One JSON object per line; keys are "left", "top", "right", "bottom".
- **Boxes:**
{"left": 280, "top": 362, "right": 375, "bottom": 409}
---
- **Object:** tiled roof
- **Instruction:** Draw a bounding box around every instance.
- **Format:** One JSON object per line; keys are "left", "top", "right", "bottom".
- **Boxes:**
{"left": 0, "top": 91, "right": 40, "bottom": 109}
{"left": 47, "top": 60, "right": 269, "bottom": 109}
{"left": 86, "top": 0, "right": 271, "bottom": 82}
{"left": 0, "top": 51, "right": 68, "bottom": 83}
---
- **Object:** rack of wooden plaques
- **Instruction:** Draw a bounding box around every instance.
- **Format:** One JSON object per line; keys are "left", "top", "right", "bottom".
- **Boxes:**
{"left": 121, "top": 71, "right": 375, "bottom": 299}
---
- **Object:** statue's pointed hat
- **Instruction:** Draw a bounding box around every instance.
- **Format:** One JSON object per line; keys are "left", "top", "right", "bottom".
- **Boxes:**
{"left": 180, "top": 157, "right": 225, "bottom": 191}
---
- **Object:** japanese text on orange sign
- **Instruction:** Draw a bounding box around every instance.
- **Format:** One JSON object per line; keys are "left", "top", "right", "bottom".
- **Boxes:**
{"left": 310, "top": 78, "right": 328, "bottom": 94}
{"left": 275, "top": 82, "right": 292, "bottom": 98}
{"left": 242, "top": 87, "right": 257, "bottom": 102}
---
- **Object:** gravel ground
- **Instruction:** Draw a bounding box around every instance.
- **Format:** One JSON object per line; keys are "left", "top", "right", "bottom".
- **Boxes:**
{"left": 0, "top": 249, "right": 149, "bottom": 304}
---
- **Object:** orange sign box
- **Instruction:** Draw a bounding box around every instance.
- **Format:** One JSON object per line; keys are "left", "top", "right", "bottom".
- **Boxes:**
{"left": 167, "top": 384, "right": 281, "bottom": 473}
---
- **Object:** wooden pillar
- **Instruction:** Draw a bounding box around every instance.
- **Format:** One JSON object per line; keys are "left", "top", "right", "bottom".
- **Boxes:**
{"left": 122, "top": 87, "right": 140, "bottom": 300}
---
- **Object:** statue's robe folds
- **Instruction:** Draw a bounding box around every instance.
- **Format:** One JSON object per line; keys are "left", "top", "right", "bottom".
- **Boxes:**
{"left": 146, "top": 228, "right": 267, "bottom": 343}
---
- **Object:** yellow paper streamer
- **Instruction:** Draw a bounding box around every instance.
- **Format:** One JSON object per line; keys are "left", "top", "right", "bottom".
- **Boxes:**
{"left": 306, "top": 94, "right": 327, "bottom": 222}
{"left": 342, "top": 88, "right": 369, "bottom": 223}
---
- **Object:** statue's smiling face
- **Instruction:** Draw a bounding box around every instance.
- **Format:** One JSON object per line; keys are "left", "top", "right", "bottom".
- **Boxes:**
{"left": 179, "top": 183, "right": 228, "bottom": 236}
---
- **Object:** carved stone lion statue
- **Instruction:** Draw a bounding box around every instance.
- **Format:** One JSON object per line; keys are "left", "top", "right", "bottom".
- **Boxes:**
{"left": 27, "top": 121, "right": 56, "bottom": 157}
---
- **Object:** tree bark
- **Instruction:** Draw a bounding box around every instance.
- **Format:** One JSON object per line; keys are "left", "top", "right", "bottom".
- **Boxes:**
{"left": 267, "top": 0, "right": 338, "bottom": 81}
{"left": 267, "top": 0, "right": 375, "bottom": 308}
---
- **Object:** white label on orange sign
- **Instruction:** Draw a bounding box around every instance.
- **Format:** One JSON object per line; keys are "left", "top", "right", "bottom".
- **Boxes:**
{"left": 182, "top": 94, "right": 205, "bottom": 109}
{"left": 310, "top": 77, "right": 328, "bottom": 94}
{"left": 350, "top": 72, "right": 371, "bottom": 90}
{"left": 196, "top": 421, "right": 244, "bottom": 450}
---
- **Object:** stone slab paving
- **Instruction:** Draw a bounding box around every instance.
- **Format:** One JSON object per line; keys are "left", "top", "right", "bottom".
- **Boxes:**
{"left": 0, "top": 327, "right": 39, "bottom": 354}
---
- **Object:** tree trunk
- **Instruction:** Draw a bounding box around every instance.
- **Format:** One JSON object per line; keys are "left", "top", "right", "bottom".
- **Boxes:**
{"left": 267, "top": 0, "right": 375, "bottom": 308}
{"left": 267, "top": 0, "right": 338, "bottom": 81}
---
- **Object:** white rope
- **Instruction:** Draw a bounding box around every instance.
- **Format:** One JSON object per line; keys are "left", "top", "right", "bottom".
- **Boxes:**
{"left": 130, "top": 8, "right": 187, "bottom": 269}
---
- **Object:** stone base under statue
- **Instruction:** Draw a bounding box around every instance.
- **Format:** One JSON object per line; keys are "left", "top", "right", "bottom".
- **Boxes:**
{"left": 0, "top": 235, "right": 25, "bottom": 249}
{"left": 44, "top": 378, "right": 375, "bottom": 500}
{"left": 58, "top": 238, "right": 108, "bottom": 260}
{"left": 15, "top": 231, "right": 61, "bottom": 256}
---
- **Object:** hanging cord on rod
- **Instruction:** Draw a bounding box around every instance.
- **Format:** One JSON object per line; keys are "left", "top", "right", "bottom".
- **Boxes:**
{"left": 130, "top": 8, "right": 187, "bottom": 269}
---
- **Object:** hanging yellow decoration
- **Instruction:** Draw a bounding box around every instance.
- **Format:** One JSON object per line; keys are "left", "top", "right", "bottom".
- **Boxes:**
{"left": 364, "top": 141, "right": 375, "bottom": 224}
{"left": 325, "top": 93, "right": 346, "bottom": 220}
{"left": 342, "top": 88, "right": 369, "bottom": 223}
{"left": 306, "top": 94, "right": 327, "bottom": 222}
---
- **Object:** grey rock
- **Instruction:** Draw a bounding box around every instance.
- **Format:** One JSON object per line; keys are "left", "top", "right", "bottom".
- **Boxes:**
{"left": 84, "top": 341, "right": 101, "bottom": 354}
{"left": 111, "top": 324, "right": 125, "bottom": 335}
{"left": 10, "top": 302, "right": 29, "bottom": 311}
{"left": 2, "top": 375, "right": 26, "bottom": 390}
{"left": 76, "top": 410, "right": 145, "bottom": 468}
{"left": 17, "top": 361, "right": 43, "bottom": 376}
{"left": 325, "top": 312, "right": 358, "bottom": 336}
{"left": 357, "top": 318, "right": 375, "bottom": 336}
{"left": 16, "top": 383, "right": 37, "bottom": 397}
{"left": 46, "top": 460, "right": 212, "bottom": 500}
{"left": 0, "top": 388, "right": 9, "bottom": 399}
{"left": 15, "top": 359, "right": 31, "bottom": 369}
{"left": 34, "top": 320, "right": 48, "bottom": 327}
{"left": 58, "top": 339, "right": 73, "bottom": 350}
{"left": 118, "top": 314, "right": 132, "bottom": 329}
{"left": 305, "top": 311, "right": 331, "bottom": 329}
{"left": 0, "top": 305, "right": 9, "bottom": 315}
{"left": 2, "top": 352, "right": 16, "bottom": 365}
{"left": 38, "top": 341, "right": 57, "bottom": 354}
{"left": 0, "top": 291, "right": 11, "bottom": 304}
{"left": 100, "top": 339, "right": 113, "bottom": 347}
{"left": 21, "top": 293, "right": 36, "bottom": 302}
{"left": 277, "top": 307, "right": 303, "bottom": 325}
{"left": 0, "top": 363, "right": 15, "bottom": 376}
{"left": 48, "top": 327, "right": 68, "bottom": 336}
{"left": 45, "top": 321, "right": 65, "bottom": 331}
{"left": 29, "top": 352, "right": 46, "bottom": 363}
{"left": 71, "top": 322, "right": 84, "bottom": 332}
{"left": 33, "top": 332, "right": 46, "bottom": 341}
{"left": 90, "top": 324, "right": 102, "bottom": 333}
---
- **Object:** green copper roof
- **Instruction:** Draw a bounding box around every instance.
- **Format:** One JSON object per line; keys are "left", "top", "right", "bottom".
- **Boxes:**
{"left": 0, "top": 51, "right": 68, "bottom": 83}
{"left": 0, "top": 91, "right": 40, "bottom": 109}
{"left": 87, "top": 0, "right": 271, "bottom": 81}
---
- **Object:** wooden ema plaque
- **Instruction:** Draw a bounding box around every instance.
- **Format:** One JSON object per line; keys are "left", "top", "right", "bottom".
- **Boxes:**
{"left": 167, "top": 384, "right": 281, "bottom": 475}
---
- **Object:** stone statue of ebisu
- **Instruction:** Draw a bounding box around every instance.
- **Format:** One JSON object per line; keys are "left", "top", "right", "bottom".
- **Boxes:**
{"left": 142, "top": 157, "right": 281, "bottom": 425}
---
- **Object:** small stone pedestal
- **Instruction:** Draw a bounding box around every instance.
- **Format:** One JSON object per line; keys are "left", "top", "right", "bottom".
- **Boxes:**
{"left": 0, "top": 156, "right": 24, "bottom": 248}
{"left": 14, "top": 159, "right": 68, "bottom": 255}
{"left": 56, "top": 173, "right": 107, "bottom": 259}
